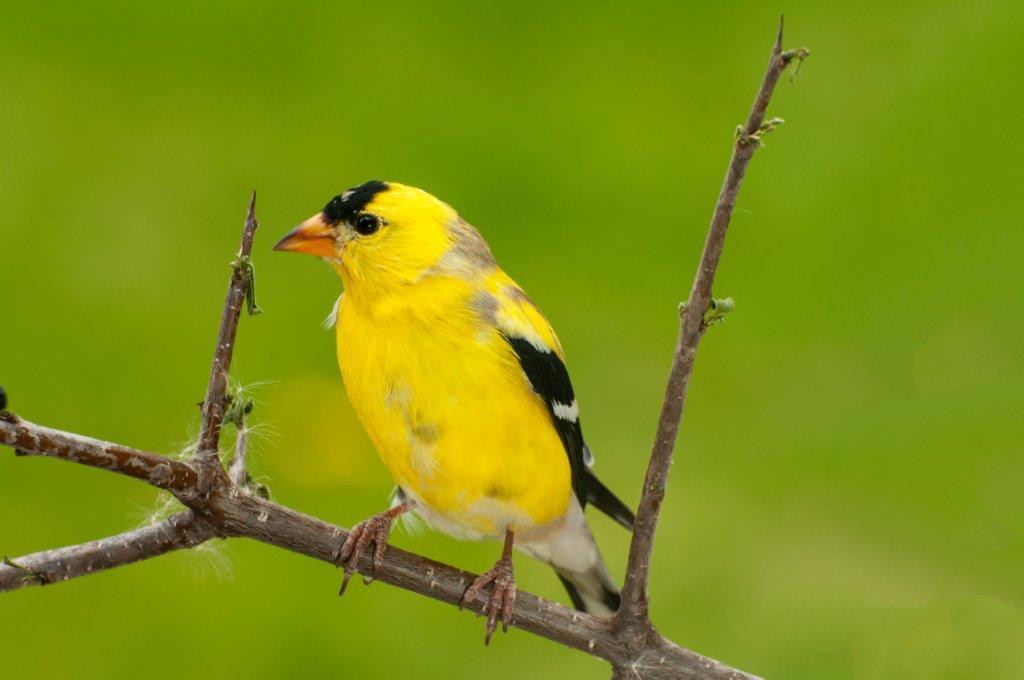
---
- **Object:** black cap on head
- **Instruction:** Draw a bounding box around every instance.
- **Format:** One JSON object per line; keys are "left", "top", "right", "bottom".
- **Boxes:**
{"left": 0, "top": 385, "right": 6, "bottom": 411}
{"left": 323, "top": 180, "right": 389, "bottom": 225}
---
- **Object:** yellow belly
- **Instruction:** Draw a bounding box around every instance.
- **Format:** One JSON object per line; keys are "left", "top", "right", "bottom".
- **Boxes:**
{"left": 335, "top": 281, "right": 571, "bottom": 538}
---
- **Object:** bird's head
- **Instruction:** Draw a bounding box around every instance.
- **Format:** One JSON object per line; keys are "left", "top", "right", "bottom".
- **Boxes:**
{"left": 275, "top": 181, "right": 490, "bottom": 300}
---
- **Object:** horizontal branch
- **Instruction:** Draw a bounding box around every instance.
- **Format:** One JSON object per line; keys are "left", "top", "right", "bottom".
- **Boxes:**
{"left": 0, "top": 414, "right": 753, "bottom": 679}
{"left": 0, "top": 512, "right": 213, "bottom": 592}
{"left": 0, "top": 413, "right": 197, "bottom": 495}
{"left": 225, "top": 495, "right": 751, "bottom": 679}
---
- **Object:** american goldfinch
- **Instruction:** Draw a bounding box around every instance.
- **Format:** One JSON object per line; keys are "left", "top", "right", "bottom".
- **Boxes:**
{"left": 275, "top": 181, "right": 634, "bottom": 642}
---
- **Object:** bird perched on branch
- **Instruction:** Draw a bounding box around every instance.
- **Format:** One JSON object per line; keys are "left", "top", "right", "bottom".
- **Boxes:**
{"left": 275, "top": 181, "right": 634, "bottom": 642}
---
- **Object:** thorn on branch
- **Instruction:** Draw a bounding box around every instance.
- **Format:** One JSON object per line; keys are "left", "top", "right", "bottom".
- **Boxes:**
{"left": 2, "top": 556, "right": 51, "bottom": 585}
{"left": 736, "top": 117, "right": 785, "bottom": 148}
{"left": 232, "top": 254, "right": 263, "bottom": 316}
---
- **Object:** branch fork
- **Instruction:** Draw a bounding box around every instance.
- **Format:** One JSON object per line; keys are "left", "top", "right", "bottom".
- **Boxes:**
{"left": 1, "top": 19, "right": 809, "bottom": 680}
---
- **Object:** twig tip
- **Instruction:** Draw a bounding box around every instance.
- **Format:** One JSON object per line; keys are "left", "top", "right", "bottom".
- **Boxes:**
{"left": 775, "top": 15, "right": 785, "bottom": 52}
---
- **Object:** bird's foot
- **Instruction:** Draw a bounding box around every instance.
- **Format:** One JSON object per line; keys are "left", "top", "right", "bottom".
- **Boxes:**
{"left": 334, "top": 504, "right": 407, "bottom": 595}
{"left": 460, "top": 551, "right": 517, "bottom": 645}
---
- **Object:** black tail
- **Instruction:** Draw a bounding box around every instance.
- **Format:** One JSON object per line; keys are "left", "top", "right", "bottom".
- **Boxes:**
{"left": 585, "top": 469, "right": 635, "bottom": 530}
{"left": 555, "top": 565, "right": 621, "bottom": 616}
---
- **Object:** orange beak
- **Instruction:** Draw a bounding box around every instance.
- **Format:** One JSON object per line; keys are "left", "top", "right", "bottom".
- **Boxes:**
{"left": 273, "top": 213, "right": 338, "bottom": 257}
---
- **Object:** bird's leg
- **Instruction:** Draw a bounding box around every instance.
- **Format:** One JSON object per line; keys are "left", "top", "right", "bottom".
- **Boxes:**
{"left": 335, "top": 501, "right": 410, "bottom": 595}
{"left": 460, "top": 528, "right": 517, "bottom": 645}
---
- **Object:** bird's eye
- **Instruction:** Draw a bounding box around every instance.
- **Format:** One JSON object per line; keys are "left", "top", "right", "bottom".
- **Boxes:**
{"left": 353, "top": 213, "right": 381, "bottom": 236}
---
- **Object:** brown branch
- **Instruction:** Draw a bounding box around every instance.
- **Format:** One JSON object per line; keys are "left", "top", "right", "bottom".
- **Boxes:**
{"left": 1, "top": 415, "right": 751, "bottom": 678}
{"left": 195, "top": 191, "right": 258, "bottom": 468}
{"left": 0, "top": 512, "right": 213, "bottom": 592}
{"left": 616, "top": 15, "right": 805, "bottom": 654}
{"left": 0, "top": 21, "right": 806, "bottom": 675}
{"left": 0, "top": 413, "right": 197, "bottom": 496}
{"left": 223, "top": 496, "right": 755, "bottom": 679}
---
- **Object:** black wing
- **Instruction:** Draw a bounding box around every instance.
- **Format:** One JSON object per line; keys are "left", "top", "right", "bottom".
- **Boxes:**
{"left": 501, "top": 333, "right": 588, "bottom": 507}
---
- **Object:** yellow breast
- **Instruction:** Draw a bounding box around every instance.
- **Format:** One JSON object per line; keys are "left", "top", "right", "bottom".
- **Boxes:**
{"left": 335, "top": 273, "right": 571, "bottom": 537}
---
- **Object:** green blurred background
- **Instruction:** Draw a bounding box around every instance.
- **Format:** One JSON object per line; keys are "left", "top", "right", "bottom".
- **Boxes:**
{"left": 1, "top": 1, "right": 1021, "bottom": 677}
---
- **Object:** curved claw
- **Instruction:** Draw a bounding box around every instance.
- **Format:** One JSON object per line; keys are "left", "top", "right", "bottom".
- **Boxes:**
{"left": 335, "top": 507, "right": 403, "bottom": 596}
{"left": 460, "top": 555, "right": 516, "bottom": 645}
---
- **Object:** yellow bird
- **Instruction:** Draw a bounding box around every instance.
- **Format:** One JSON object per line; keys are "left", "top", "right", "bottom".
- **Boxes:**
{"left": 275, "top": 181, "right": 634, "bottom": 641}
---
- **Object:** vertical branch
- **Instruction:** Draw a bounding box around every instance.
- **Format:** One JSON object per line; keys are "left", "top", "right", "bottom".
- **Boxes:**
{"left": 618, "top": 18, "right": 805, "bottom": 630}
{"left": 195, "top": 193, "right": 259, "bottom": 468}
